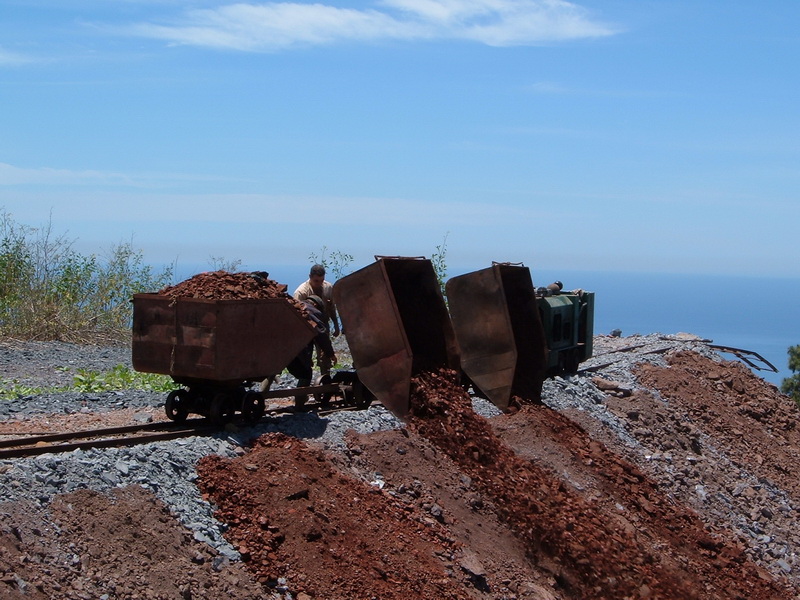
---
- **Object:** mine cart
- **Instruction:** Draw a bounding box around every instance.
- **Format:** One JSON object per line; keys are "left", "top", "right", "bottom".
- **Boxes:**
{"left": 445, "top": 263, "right": 595, "bottom": 410}
{"left": 445, "top": 263, "right": 549, "bottom": 409}
{"left": 332, "top": 256, "right": 460, "bottom": 419}
{"left": 132, "top": 293, "right": 321, "bottom": 423}
{"left": 132, "top": 291, "right": 375, "bottom": 424}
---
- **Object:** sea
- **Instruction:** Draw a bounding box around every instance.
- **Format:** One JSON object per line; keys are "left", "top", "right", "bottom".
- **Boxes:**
{"left": 171, "top": 263, "right": 800, "bottom": 388}
{"left": 535, "top": 269, "right": 800, "bottom": 388}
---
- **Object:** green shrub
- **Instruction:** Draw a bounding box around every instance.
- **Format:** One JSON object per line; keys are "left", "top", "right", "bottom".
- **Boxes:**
{"left": 0, "top": 209, "right": 173, "bottom": 343}
{"left": 0, "top": 365, "right": 176, "bottom": 400}
{"left": 72, "top": 364, "right": 177, "bottom": 393}
{"left": 308, "top": 246, "right": 354, "bottom": 282}
{"left": 781, "top": 345, "right": 800, "bottom": 404}
{"left": 0, "top": 380, "right": 45, "bottom": 401}
{"left": 430, "top": 232, "right": 450, "bottom": 296}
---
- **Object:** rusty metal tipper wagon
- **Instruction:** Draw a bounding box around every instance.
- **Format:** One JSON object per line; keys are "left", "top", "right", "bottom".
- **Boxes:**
{"left": 132, "top": 292, "right": 318, "bottom": 424}
{"left": 445, "top": 262, "right": 595, "bottom": 411}
{"left": 333, "top": 256, "right": 460, "bottom": 419}
{"left": 445, "top": 262, "right": 549, "bottom": 410}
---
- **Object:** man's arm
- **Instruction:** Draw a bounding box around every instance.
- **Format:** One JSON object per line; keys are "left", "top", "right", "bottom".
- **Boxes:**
{"left": 330, "top": 303, "right": 341, "bottom": 336}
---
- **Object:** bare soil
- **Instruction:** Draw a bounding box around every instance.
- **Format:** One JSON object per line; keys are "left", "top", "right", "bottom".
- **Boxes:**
{"left": 1, "top": 341, "right": 799, "bottom": 599}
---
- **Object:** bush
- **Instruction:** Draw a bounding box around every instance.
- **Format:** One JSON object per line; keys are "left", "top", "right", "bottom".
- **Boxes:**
{"left": 781, "top": 345, "right": 800, "bottom": 404}
{"left": 0, "top": 210, "right": 173, "bottom": 343}
{"left": 430, "top": 232, "right": 450, "bottom": 296}
{"left": 308, "top": 246, "right": 354, "bottom": 281}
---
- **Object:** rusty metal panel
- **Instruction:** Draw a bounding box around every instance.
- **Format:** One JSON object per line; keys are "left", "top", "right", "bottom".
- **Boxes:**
{"left": 333, "top": 257, "right": 459, "bottom": 419}
{"left": 445, "top": 264, "right": 548, "bottom": 409}
{"left": 381, "top": 258, "right": 459, "bottom": 375}
{"left": 132, "top": 294, "right": 315, "bottom": 382}
{"left": 131, "top": 294, "right": 177, "bottom": 376}
{"left": 445, "top": 267, "right": 517, "bottom": 410}
{"left": 332, "top": 261, "right": 413, "bottom": 418}
{"left": 498, "top": 265, "right": 549, "bottom": 402}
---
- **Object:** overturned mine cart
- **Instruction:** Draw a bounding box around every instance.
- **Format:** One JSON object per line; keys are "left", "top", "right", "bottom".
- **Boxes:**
{"left": 446, "top": 263, "right": 595, "bottom": 411}
{"left": 332, "top": 256, "right": 460, "bottom": 419}
{"left": 445, "top": 263, "right": 549, "bottom": 410}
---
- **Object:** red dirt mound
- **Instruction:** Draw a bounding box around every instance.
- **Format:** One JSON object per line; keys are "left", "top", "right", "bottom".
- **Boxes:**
{"left": 0, "top": 486, "right": 268, "bottom": 599}
{"left": 3, "top": 340, "right": 798, "bottom": 599}
{"left": 155, "top": 269, "right": 315, "bottom": 322}
{"left": 636, "top": 350, "right": 800, "bottom": 498}
{"left": 405, "top": 368, "right": 788, "bottom": 600}
{"left": 195, "top": 364, "right": 791, "bottom": 600}
{"left": 196, "top": 433, "right": 477, "bottom": 600}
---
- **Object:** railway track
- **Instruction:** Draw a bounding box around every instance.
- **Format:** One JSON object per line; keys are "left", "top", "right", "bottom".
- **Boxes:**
{"left": 580, "top": 338, "right": 776, "bottom": 375}
{"left": 0, "top": 399, "right": 366, "bottom": 460}
{"left": 0, "top": 419, "right": 220, "bottom": 459}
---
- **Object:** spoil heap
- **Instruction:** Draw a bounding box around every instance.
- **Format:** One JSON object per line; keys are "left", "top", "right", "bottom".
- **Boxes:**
{"left": 2, "top": 335, "right": 799, "bottom": 599}
{"left": 197, "top": 435, "right": 472, "bottom": 600}
{"left": 195, "top": 364, "right": 792, "bottom": 599}
{"left": 406, "top": 369, "right": 786, "bottom": 599}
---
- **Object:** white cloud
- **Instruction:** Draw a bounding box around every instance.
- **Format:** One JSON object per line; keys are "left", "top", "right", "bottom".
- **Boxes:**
{"left": 4, "top": 186, "right": 547, "bottom": 231}
{"left": 0, "top": 163, "right": 135, "bottom": 186}
{"left": 0, "top": 47, "right": 35, "bottom": 66}
{"left": 0, "top": 163, "right": 240, "bottom": 188}
{"left": 126, "top": 0, "right": 619, "bottom": 51}
{"left": 130, "top": 4, "right": 417, "bottom": 50}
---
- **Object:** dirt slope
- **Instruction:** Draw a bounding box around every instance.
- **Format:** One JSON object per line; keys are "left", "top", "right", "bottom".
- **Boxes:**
{"left": 1, "top": 338, "right": 799, "bottom": 599}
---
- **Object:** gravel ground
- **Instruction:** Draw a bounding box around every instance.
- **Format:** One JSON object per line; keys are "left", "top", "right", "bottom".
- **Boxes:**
{"left": 3, "top": 332, "right": 799, "bottom": 600}
{"left": 0, "top": 333, "right": 719, "bottom": 559}
{"left": 0, "top": 337, "right": 409, "bottom": 558}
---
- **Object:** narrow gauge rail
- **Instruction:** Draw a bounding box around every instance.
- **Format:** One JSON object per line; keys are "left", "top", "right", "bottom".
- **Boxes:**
{"left": 0, "top": 399, "right": 364, "bottom": 460}
{"left": 578, "top": 345, "right": 672, "bottom": 374}
{"left": 580, "top": 339, "right": 775, "bottom": 375}
{"left": 0, "top": 419, "right": 217, "bottom": 460}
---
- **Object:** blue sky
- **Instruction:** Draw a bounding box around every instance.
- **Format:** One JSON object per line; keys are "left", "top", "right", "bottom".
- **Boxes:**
{"left": 1, "top": 0, "right": 798, "bottom": 280}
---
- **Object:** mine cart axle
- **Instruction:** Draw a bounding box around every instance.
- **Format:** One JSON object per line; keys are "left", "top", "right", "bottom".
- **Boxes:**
{"left": 162, "top": 370, "right": 374, "bottom": 425}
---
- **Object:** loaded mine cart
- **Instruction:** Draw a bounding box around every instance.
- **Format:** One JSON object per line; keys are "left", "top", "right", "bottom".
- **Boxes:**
{"left": 445, "top": 262, "right": 594, "bottom": 411}
{"left": 131, "top": 272, "right": 373, "bottom": 424}
{"left": 333, "top": 256, "right": 460, "bottom": 419}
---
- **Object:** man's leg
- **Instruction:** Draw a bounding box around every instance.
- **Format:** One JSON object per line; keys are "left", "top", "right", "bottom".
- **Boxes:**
{"left": 287, "top": 349, "right": 313, "bottom": 409}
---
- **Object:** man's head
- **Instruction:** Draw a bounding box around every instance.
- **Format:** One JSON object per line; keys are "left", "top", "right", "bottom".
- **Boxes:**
{"left": 309, "top": 264, "right": 326, "bottom": 289}
{"left": 546, "top": 281, "right": 563, "bottom": 294}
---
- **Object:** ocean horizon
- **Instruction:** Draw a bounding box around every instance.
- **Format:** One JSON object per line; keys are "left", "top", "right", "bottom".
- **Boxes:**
{"left": 168, "top": 262, "right": 799, "bottom": 389}
{"left": 542, "top": 269, "right": 798, "bottom": 388}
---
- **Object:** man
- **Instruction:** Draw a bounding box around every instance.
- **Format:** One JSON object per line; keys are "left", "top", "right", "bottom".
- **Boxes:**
{"left": 294, "top": 264, "right": 340, "bottom": 376}
{"left": 285, "top": 295, "right": 337, "bottom": 409}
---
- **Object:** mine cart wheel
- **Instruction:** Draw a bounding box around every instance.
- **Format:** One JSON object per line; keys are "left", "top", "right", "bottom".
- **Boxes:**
{"left": 209, "top": 393, "right": 235, "bottom": 425}
{"left": 353, "top": 379, "right": 375, "bottom": 410}
{"left": 241, "top": 391, "right": 265, "bottom": 424}
{"left": 332, "top": 371, "right": 358, "bottom": 407}
{"left": 314, "top": 374, "right": 333, "bottom": 408}
{"left": 165, "top": 389, "right": 190, "bottom": 423}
